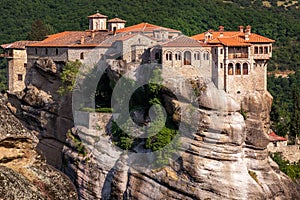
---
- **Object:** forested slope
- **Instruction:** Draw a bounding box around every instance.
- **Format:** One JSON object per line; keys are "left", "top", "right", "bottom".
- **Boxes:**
{"left": 0, "top": 0, "right": 299, "bottom": 69}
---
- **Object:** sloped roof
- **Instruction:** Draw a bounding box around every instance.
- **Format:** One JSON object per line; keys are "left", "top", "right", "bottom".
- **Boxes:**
{"left": 191, "top": 29, "right": 274, "bottom": 46}
{"left": 268, "top": 132, "right": 287, "bottom": 142}
{"left": 107, "top": 18, "right": 126, "bottom": 23}
{"left": 88, "top": 12, "right": 107, "bottom": 18}
{"left": 1, "top": 41, "right": 38, "bottom": 49}
{"left": 26, "top": 31, "right": 112, "bottom": 48}
{"left": 162, "top": 35, "right": 202, "bottom": 47}
{"left": 116, "top": 22, "right": 181, "bottom": 33}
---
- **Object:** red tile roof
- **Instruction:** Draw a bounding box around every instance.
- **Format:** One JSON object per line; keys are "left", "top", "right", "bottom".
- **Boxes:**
{"left": 107, "top": 18, "right": 126, "bottom": 23}
{"left": 162, "top": 35, "right": 202, "bottom": 47}
{"left": 1, "top": 41, "right": 38, "bottom": 49}
{"left": 116, "top": 22, "right": 181, "bottom": 33}
{"left": 191, "top": 29, "right": 274, "bottom": 46}
{"left": 268, "top": 132, "right": 287, "bottom": 142}
{"left": 26, "top": 31, "right": 111, "bottom": 48}
{"left": 88, "top": 12, "right": 107, "bottom": 18}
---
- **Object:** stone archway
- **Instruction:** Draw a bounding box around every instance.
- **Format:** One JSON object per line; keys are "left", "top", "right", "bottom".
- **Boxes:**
{"left": 184, "top": 51, "right": 191, "bottom": 65}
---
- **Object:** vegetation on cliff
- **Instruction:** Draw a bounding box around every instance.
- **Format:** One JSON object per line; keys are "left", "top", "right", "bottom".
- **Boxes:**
{"left": 271, "top": 152, "right": 300, "bottom": 183}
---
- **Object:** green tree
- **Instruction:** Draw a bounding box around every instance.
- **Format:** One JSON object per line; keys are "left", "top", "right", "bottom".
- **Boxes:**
{"left": 27, "top": 19, "right": 50, "bottom": 41}
{"left": 290, "top": 85, "right": 300, "bottom": 140}
{"left": 58, "top": 60, "right": 81, "bottom": 95}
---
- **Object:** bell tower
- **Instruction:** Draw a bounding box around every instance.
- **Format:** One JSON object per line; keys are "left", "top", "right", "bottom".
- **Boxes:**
{"left": 88, "top": 12, "right": 108, "bottom": 31}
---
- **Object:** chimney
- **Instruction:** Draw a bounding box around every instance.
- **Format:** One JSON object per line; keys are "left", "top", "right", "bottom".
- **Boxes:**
{"left": 218, "top": 26, "right": 224, "bottom": 32}
{"left": 239, "top": 26, "right": 244, "bottom": 33}
{"left": 245, "top": 25, "right": 251, "bottom": 35}
{"left": 80, "top": 36, "right": 85, "bottom": 44}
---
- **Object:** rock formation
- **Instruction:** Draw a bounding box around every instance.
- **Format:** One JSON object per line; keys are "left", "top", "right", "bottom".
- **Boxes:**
{"left": 7, "top": 58, "right": 300, "bottom": 199}
{"left": 0, "top": 93, "right": 77, "bottom": 199}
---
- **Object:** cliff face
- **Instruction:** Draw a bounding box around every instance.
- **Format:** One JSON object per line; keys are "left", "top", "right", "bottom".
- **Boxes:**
{"left": 7, "top": 59, "right": 300, "bottom": 199}
{"left": 0, "top": 94, "right": 77, "bottom": 199}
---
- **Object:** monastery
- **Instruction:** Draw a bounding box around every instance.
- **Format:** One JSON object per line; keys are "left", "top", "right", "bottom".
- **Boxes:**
{"left": 1, "top": 12, "right": 274, "bottom": 95}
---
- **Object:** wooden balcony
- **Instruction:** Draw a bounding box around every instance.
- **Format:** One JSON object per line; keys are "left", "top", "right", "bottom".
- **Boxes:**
{"left": 253, "top": 54, "right": 270, "bottom": 60}
{"left": 228, "top": 53, "right": 249, "bottom": 59}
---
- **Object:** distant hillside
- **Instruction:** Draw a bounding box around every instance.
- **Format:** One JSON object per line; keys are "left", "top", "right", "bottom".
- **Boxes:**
{"left": 0, "top": 0, "right": 299, "bottom": 71}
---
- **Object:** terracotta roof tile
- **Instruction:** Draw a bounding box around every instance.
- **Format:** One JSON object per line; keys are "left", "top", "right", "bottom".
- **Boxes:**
{"left": 116, "top": 23, "right": 181, "bottom": 33}
{"left": 191, "top": 29, "right": 274, "bottom": 46}
{"left": 1, "top": 41, "right": 38, "bottom": 49}
{"left": 107, "top": 18, "right": 126, "bottom": 23}
{"left": 27, "top": 31, "right": 111, "bottom": 48}
{"left": 268, "top": 132, "right": 287, "bottom": 142}
{"left": 88, "top": 12, "right": 107, "bottom": 18}
{"left": 162, "top": 35, "right": 202, "bottom": 47}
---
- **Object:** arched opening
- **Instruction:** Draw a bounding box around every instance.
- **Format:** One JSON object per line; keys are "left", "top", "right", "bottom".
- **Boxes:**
{"left": 184, "top": 51, "right": 191, "bottom": 65}
{"left": 243, "top": 63, "right": 249, "bottom": 75}
{"left": 166, "top": 52, "right": 172, "bottom": 61}
{"left": 56, "top": 48, "right": 58, "bottom": 55}
{"left": 194, "top": 52, "right": 200, "bottom": 60}
{"left": 155, "top": 52, "right": 160, "bottom": 60}
{"left": 80, "top": 52, "right": 84, "bottom": 60}
{"left": 175, "top": 52, "right": 181, "bottom": 60}
{"left": 203, "top": 52, "right": 209, "bottom": 60}
{"left": 228, "top": 63, "right": 234, "bottom": 75}
{"left": 236, "top": 63, "right": 241, "bottom": 75}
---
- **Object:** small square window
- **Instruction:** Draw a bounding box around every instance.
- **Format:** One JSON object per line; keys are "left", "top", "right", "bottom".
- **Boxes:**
{"left": 17, "top": 74, "right": 23, "bottom": 81}
{"left": 24, "top": 63, "right": 27, "bottom": 68}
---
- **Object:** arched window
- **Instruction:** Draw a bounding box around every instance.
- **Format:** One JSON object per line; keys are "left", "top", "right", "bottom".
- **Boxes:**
{"left": 184, "top": 51, "right": 191, "bottom": 65}
{"left": 175, "top": 52, "right": 181, "bottom": 60}
{"left": 80, "top": 52, "right": 84, "bottom": 60}
{"left": 194, "top": 52, "right": 200, "bottom": 60}
{"left": 166, "top": 52, "right": 172, "bottom": 61}
{"left": 243, "top": 63, "right": 249, "bottom": 75}
{"left": 236, "top": 63, "right": 241, "bottom": 75}
{"left": 203, "top": 52, "right": 209, "bottom": 60}
{"left": 228, "top": 63, "right": 234, "bottom": 75}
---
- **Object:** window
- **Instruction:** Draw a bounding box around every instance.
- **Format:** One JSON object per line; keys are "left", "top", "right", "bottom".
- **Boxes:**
{"left": 264, "top": 47, "right": 268, "bottom": 54}
{"left": 236, "top": 63, "right": 241, "bottom": 75}
{"left": 194, "top": 52, "right": 200, "bottom": 60}
{"left": 35, "top": 48, "right": 38, "bottom": 55}
{"left": 243, "top": 63, "right": 249, "bottom": 75}
{"left": 259, "top": 47, "right": 263, "bottom": 54}
{"left": 24, "top": 63, "right": 27, "bottom": 68}
{"left": 184, "top": 51, "right": 191, "bottom": 65}
{"left": 254, "top": 47, "right": 258, "bottom": 54}
{"left": 80, "top": 52, "right": 84, "bottom": 60}
{"left": 45, "top": 48, "right": 48, "bottom": 55}
{"left": 215, "top": 48, "right": 217, "bottom": 54}
{"left": 17, "top": 74, "right": 23, "bottom": 81}
{"left": 228, "top": 63, "right": 233, "bottom": 75}
{"left": 175, "top": 52, "right": 181, "bottom": 60}
{"left": 220, "top": 49, "right": 223, "bottom": 54}
{"left": 166, "top": 52, "right": 172, "bottom": 61}
{"left": 56, "top": 48, "right": 59, "bottom": 55}
{"left": 220, "top": 63, "right": 223, "bottom": 68}
{"left": 203, "top": 52, "right": 209, "bottom": 60}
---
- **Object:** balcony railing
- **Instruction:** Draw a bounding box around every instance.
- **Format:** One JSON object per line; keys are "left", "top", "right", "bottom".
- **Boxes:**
{"left": 228, "top": 53, "right": 249, "bottom": 59}
{"left": 253, "top": 54, "right": 270, "bottom": 60}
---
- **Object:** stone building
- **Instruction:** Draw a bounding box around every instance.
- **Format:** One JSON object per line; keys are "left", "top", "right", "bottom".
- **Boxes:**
{"left": 192, "top": 25, "right": 275, "bottom": 95}
{"left": 1, "top": 12, "right": 275, "bottom": 96}
{"left": 1, "top": 41, "right": 37, "bottom": 93}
